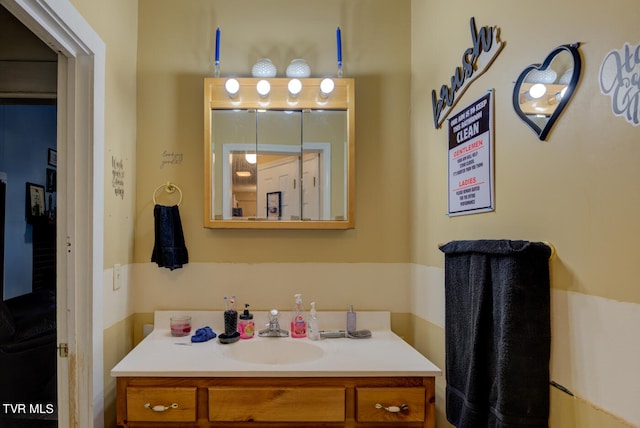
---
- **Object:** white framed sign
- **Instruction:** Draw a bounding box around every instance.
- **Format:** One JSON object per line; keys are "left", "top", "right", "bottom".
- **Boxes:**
{"left": 447, "top": 90, "right": 494, "bottom": 216}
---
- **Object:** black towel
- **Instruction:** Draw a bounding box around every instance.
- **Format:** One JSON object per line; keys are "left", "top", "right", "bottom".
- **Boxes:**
{"left": 439, "top": 240, "right": 551, "bottom": 428}
{"left": 151, "top": 205, "right": 189, "bottom": 270}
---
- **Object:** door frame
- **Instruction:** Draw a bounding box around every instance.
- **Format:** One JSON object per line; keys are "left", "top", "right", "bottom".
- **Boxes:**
{"left": 221, "top": 143, "right": 331, "bottom": 219}
{"left": 0, "top": 1, "right": 105, "bottom": 427}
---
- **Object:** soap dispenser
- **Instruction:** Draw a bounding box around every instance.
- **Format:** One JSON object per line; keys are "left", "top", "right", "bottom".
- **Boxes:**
{"left": 291, "top": 294, "right": 307, "bottom": 338}
{"left": 238, "top": 304, "right": 254, "bottom": 339}
{"left": 347, "top": 305, "right": 357, "bottom": 333}
{"left": 308, "top": 302, "right": 320, "bottom": 341}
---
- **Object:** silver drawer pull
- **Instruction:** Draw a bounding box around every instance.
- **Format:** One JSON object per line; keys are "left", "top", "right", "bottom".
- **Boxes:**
{"left": 375, "top": 403, "right": 409, "bottom": 413}
{"left": 144, "top": 402, "right": 178, "bottom": 412}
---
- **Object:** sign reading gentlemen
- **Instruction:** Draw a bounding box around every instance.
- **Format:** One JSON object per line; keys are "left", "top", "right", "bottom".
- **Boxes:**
{"left": 432, "top": 17, "right": 504, "bottom": 129}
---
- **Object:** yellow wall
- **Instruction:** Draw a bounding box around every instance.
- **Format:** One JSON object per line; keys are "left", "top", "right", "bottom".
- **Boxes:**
{"left": 411, "top": 1, "right": 640, "bottom": 427}
{"left": 69, "top": 0, "right": 138, "bottom": 269}
{"left": 134, "top": 0, "right": 411, "bottom": 264}
{"left": 411, "top": 1, "right": 640, "bottom": 303}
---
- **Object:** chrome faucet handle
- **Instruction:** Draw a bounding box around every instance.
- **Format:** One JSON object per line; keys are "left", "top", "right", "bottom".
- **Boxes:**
{"left": 268, "top": 309, "right": 280, "bottom": 329}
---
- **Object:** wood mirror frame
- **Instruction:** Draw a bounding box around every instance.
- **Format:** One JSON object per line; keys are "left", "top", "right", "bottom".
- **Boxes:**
{"left": 204, "top": 77, "right": 355, "bottom": 229}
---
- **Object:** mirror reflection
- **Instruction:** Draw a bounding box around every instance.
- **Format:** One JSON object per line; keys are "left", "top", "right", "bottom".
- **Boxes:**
{"left": 205, "top": 78, "right": 354, "bottom": 229}
{"left": 517, "top": 50, "right": 574, "bottom": 124}
{"left": 512, "top": 43, "right": 582, "bottom": 140}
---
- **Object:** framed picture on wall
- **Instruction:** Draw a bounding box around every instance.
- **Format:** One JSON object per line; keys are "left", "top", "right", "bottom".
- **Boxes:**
{"left": 46, "top": 168, "right": 56, "bottom": 192}
{"left": 26, "top": 182, "right": 46, "bottom": 223}
{"left": 48, "top": 148, "right": 57, "bottom": 167}
{"left": 266, "top": 191, "right": 282, "bottom": 220}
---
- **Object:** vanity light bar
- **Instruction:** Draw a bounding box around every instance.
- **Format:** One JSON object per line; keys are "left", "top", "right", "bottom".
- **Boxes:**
{"left": 213, "top": 78, "right": 350, "bottom": 110}
{"left": 222, "top": 78, "right": 337, "bottom": 102}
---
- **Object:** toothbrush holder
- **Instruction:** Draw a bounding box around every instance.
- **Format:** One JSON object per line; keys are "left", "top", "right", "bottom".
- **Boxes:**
{"left": 223, "top": 310, "right": 238, "bottom": 336}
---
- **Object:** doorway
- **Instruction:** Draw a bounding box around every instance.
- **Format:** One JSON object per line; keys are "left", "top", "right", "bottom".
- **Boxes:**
{"left": 0, "top": 1, "right": 106, "bottom": 427}
{"left": 0, "top": 6, "right": 58, "bottom": 427}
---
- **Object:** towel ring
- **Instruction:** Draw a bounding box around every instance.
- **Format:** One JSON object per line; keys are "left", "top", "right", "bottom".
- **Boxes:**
{"left": 153, "top": 182, "right": 183, "bottom": 206}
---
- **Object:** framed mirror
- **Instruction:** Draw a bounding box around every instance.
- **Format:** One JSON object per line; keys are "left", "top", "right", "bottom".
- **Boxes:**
{"left": 204, "top": 78, "right": 355, "bottom": 229}
{"left": 512, "top": 43, "right": 582, "bottom": 140}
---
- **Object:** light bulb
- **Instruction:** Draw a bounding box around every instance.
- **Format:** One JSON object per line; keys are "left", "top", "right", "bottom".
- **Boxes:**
{"left": 288, "top": 79, "right": 302, "bottom": 96}
{"left": 225, "top": 79, "right": 240, "bottom": 97}
{"left": 528, "top": 83, "right": 547, "bottom": 99}
{"left": 245, "top": 153, "right": 257, "bottom": 164}
{"left": 320, "top": 78, "right": 335, "bottom": 97}
{"left": 256, "top": 80, "right": 271, "bottom": 97}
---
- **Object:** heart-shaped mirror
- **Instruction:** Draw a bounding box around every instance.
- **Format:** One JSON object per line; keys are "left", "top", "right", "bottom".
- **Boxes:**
{"left": 512, "top": 43, "right": 582, "bottom": 140}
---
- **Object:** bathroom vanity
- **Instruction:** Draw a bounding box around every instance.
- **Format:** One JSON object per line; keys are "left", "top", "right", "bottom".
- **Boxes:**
{"left": 112, "top": 311, "right": 441, "bottom": 428}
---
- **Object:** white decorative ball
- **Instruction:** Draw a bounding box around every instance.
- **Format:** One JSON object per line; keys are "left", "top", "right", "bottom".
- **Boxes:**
{"left": 525, "top": 69, "right": 557, "bottom": 84}
{"left": 251, "top": 58, "right": 277, "bottom": 78}
{"left": 286, "top": 58, "right": 311, "bottom": 78}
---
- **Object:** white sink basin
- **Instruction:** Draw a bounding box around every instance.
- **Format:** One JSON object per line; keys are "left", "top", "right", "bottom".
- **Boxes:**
{"left": 223, "top": 339, "right": 324, "bottom": 365}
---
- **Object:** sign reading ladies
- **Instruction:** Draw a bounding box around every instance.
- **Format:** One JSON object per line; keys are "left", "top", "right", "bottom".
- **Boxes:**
{"left": 447, "top": 91, "right": 494, "bottom": 216}
{"left": 599, "top": 41, "right": 640, "bottom": 126}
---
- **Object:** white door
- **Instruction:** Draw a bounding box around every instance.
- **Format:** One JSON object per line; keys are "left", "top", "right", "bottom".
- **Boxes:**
{"left": 257, "top": 156, "right": 300, "bottom": 219}
{"left": 302, "top": 153, "right": 320, "bottom": 220}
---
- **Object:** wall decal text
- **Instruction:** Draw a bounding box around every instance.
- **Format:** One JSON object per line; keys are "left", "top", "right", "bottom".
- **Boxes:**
{"left": 599, "top": 42, "right": 640, "bottom": 126}
{"left": 160, "top": 150, "right": 184, "bottom": 169}
{"left": 432, "top": 17, "right": 504, "bottom": 129}
{"left": 112, "top": 156, "right": 125, "bottom": 199}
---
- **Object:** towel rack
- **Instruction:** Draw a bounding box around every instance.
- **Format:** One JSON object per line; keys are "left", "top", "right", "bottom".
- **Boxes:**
{"left": 153, "top": 182, "right": 183, "bottom": 206}
{"left": 437, "top": 241, "right": 556, "bottom": 260}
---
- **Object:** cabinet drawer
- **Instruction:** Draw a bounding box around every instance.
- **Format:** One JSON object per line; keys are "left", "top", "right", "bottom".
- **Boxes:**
{"left": 209, "top": 386, "right": 345, "bottom": 422}
{"left": 126, "top": 387, "right": 197, "bottom": 422}
{"left": 356, "top": 387, "right": 425, "bottom": 423}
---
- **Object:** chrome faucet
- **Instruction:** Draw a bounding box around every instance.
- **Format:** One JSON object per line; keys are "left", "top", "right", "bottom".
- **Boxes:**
{"left": 258, "top": 309, "right": 289, "bottom": 337}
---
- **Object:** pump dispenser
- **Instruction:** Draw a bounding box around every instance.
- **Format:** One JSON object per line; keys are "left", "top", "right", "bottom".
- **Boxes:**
{"left": 238, "top": 304, "right": 254, "bottom": 339}
{"left": 308, "top": 302, "right": 320, "bottom": 341}
{"left": 347, "top": 305, "right": 357, "bottom": 333}
{"left": 291, "top": 294, "right": 307, "bottom": 338}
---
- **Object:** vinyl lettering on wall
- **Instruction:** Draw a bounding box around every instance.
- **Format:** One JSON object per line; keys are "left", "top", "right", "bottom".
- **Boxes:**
{"left": 112, "top": 156, "right": 125, "bottom": 199}
{"left": 160, "top": 150, "right": 184, "bottom": 169}
{"left": 599, "top": 41, "right": 640, "bottom": 126}
{"left": 431, "top": 17, "right": 504, "bottom": 129}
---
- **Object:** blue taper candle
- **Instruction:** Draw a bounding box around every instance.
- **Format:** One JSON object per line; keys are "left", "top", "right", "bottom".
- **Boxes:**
{"left": 215, "top": 27, "right": 220, "bottom": 63}
{"left": 336, "top": 26, "right": 342, "bottom": 63}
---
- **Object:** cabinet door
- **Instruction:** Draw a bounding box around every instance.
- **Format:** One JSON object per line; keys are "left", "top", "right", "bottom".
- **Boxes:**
{"left": 209, "top": 386, "right": 345, "bottom": 422}
{"left": 126, "top": 387, "right": 197, "bottom": 423}
{"left": 356, "top": 387, "right": 426, "bottom": 423}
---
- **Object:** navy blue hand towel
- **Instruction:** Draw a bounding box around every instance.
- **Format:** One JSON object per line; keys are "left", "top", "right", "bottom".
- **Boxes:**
{"left": 151, "top": 204, "right": 189, "bottom": 270}
{"left": 440, "top": 240, "right": 551, "bottom": 428}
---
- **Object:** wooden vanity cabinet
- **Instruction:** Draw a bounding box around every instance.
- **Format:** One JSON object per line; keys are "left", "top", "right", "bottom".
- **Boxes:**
{"left": 116, "top": 376, "right": 436, "bottom": 428}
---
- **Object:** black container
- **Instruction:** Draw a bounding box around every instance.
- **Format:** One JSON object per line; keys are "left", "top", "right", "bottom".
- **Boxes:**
{"left": 223, "top": 310, "right": 238, "bottom": 336}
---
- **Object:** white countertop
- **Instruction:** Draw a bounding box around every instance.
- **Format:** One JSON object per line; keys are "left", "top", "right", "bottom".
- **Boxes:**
{"left": 110, "top": 311, "right": 441, "bottom": 378}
